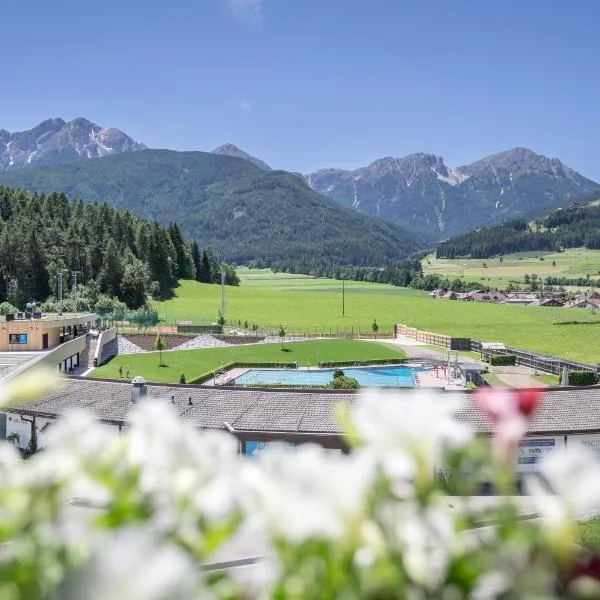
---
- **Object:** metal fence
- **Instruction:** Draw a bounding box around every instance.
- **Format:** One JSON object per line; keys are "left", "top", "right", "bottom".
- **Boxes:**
{"left": 112, "top": 322, "right": 395, "bottom": 340}
{"left": 470, "top": 340, "right": 599, "bottom": 375}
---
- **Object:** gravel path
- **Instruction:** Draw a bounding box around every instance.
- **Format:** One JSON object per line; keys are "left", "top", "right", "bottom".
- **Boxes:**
{"left": 259, "top": 336, "right": 310, "bottom": 344}
{"left": 117, "top": 335, "right": 145, "bottom": 354}
{"left": 172, "top": 335, "right": 232, "bottom": 350}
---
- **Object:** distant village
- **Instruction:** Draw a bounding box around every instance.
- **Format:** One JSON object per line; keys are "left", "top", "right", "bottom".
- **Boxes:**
{"left": 429, "top": 289, "right": 600, "bottom": 309}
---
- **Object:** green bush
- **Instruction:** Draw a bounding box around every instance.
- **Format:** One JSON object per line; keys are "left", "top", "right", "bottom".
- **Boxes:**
{"left": 327, "top": 375, "right": 360, "bottom": 389}
{"left": 179, "top": 373, "right": 186, "bottom": 384}
{"left": 333, "top": 369, "right": 345, "bottom": 379}
{"left": 567, "top": 371, "right": 599, "bottom": 386}
{"left": 0, "top": 301, "right": 17, "bottom": 315}
{"left": 490, "top": 354, "right": 517, "bottom": 366}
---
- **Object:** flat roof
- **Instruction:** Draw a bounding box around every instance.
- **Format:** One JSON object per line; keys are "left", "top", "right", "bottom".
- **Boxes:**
{"left": 2, "top": 313, "right": 99, "bottom": 327}
{"left": 7, "top": 377, "right": 600, "bottom": 437}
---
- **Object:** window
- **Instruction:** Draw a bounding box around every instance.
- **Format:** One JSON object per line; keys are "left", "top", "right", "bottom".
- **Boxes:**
{"left": 9, "top": 334, "right": 27, "bottom": 344}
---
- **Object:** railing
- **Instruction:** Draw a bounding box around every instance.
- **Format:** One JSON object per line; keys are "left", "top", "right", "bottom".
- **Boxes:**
{"left": 94, "top": 327, "right": 118, "bottom": 367}
{"left": 470, "top": 340, "right": 598, "bottom": 375}
{"left": 114, "top": 323, "right": 396, "bottom": 339}
{"left": 5, "top": 335, "right": 88, "bottom": 381}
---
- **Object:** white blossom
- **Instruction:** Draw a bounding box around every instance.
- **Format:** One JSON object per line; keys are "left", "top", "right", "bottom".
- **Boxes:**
{"left": 241, "top": 443, "right": 373, "bottom": 542}
{"left": 527, "top": 446, "right": 600, "bottom": 522}
{"left": 352, "top": 389, "right": 472, "bottom": 482}
{"left": 57, "top": 528, "right": 206, "bottom": 600}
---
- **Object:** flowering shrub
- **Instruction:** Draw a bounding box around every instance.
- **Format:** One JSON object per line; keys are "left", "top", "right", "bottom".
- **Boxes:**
{"left": 1, "top": 378, "right": 600, "bottom": 598}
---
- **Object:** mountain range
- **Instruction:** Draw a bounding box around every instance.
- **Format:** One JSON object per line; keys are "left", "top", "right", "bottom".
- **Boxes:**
{"left": 0, "top": 117, "right": 598, "bottom": 262}
{"left": 305, "top": 148, "right": 599, "bottom": 238}
{"left": 211, "top": 143, "right": 272, "bottom": 171}
{"left": 0, "top": 149, "right": 421, "bottom": 267}
{"left": 205, "top": 142, "right": 600, "bottom": 239}
{"left": 0, "top": 118, "right": 146, "bottom": 171}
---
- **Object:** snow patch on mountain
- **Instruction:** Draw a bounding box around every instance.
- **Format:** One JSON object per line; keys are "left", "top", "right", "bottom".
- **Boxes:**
{"left": 0, "top": 118, "right": 146, "bottom": 172}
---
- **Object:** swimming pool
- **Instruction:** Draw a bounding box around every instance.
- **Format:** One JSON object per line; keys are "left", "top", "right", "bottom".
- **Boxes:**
{"left": 233, "top": 365, "right": 426, "bottom": 387}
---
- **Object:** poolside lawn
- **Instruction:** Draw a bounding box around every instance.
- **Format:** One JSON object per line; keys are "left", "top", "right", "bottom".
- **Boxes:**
{"left": 91, "top": 339, "right": 406, "bottom": 384}
{"left": 533, "top": 373, "right": 560, "bottom": 386}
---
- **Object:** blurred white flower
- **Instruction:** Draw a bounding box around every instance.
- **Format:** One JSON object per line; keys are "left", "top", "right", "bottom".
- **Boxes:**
{"left": 379, "top": 500, "right": 457, "bottom": 589}
{"left": 0, "top": 441, "right": 22, "bottom": 485}
{"left": 527, "top": 446, "right": 600, "bottom": 521}
{"left": 352, "top": 389, "right": 472, "bottom": 484}
{"left": 242, "top": 443, "right": 373, "bottom": 543}
{"left": 57, "top": 528, "right": 206, "bottom": 600}
{"left": 125, "top": 402, "right": 243, "bottom": 551}
{"left": 30, "top": 410, "right": 119, "bottom": 505}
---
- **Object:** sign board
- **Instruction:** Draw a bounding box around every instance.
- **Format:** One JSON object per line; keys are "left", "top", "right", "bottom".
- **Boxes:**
{"left": 245, "top": 440, "right": 294, "bottom": 457}
{"left": 568, "top": 434, "right": 600, "bottom": 457}
{"left": 517, "top": 437, "right": 563, "bottom": 472}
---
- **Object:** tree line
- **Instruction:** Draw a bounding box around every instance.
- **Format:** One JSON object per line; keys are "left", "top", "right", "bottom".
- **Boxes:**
{"left": 268, "top": 254, "right": 492, "bottom": 292}
{"left": 0, "top": 187, "right": 238, "bottom": 313}
{"left": 436, "top": 203, "right": 600, "bottom": 259}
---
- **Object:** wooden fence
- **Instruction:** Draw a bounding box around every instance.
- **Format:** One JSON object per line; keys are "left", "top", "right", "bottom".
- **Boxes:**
{"left": 395, "top": 324, "right": 470, "bottom": 350}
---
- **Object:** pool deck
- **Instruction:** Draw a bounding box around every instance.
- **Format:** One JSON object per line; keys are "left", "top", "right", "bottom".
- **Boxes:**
{"left": 206, "top": 363, "right": 465, "bottom": 390}
{"left": 413, "top": 368, "right": 464, "bottom": 390}
{"left": 204, "top": 368, "right": 249, "bottom": 387}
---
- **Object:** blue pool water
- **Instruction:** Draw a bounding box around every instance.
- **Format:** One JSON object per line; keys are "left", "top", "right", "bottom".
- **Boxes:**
{"left": 233, "top": 365, "right": 425, "bottom": 387}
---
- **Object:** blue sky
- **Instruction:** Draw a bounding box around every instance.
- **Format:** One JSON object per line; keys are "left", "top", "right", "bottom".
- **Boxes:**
{"left": 2, "top": 0, "right": 600, "bottom": 179}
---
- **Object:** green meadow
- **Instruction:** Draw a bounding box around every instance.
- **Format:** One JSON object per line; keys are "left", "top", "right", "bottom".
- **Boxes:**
{"left": 150, "top": 269, "right": 600, "bottom": 364}
{"left": 153, "top": 270, "right": 428, "bottom": 333}
{"left": 92, "top": 339, "right": 406, "bottom": 384}
{"left": 422, "top": 247, "right": 600, "bottom": 288}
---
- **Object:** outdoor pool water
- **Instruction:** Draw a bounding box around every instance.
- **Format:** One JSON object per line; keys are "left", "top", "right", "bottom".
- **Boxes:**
{"left": 233, "top": 365, "right": 426, "bottom": 387}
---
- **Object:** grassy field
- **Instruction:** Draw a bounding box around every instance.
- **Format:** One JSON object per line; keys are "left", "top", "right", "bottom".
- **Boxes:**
{"left": 533, "top": 373, "right": 559, "bottom": 386}
{"left": 422, "top": 247, "right": 600, "bottom": 288}
{"left": 154, "top": 270, "right": 428, "bottom": 334}
{"left": 151, "top": 270, "right": 600, "bottom": 363}
{"left": 92, "top": 339, "right": 406, "bottom": 384}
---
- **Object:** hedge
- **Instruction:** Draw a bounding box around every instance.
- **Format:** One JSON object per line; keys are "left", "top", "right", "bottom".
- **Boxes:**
{"left": 566, "top": 371, "right": 599, "bottom": 386}
{"left": 190, "top": 361, "right": 299, "bottom": 385}
{"left": 319, "top": 358, "right": 406, "bottom": 368}
{"left": 489, "top": 355, "right": 517, "bottom": 366}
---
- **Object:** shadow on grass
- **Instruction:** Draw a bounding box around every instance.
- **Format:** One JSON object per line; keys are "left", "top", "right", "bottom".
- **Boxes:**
{"left": 280, "top": 348, "right": 292, "bottom": 352}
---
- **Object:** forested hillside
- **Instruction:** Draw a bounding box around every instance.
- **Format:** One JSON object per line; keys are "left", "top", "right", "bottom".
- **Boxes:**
{"left": 0, "top": 150, "right": 423, "bottom": 267}
{"left": 436, "top": 203, "right": 600, "bottom": 259}
{"left": 0, "top": 186, "right": 237, "bottom": 313}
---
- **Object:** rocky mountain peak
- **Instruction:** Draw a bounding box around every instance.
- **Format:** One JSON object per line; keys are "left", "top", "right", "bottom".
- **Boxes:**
{"left": 461, "top": 147, "right": 573, "bottom": 178}
{"left": 211, "top": 143, "right": 272, "bottom": 170}
{"left": 306, "top": 147, "right": 599, "bottom": 238}
{"left": 0, "top": 118, "right": 146, "bottom": 172}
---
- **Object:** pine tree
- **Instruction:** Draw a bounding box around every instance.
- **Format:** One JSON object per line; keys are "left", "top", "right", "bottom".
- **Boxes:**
{"left": 168, "top": 223, "right": 192, "bottom": 278}
{"left": 198, "top": 249, "right": 212, "bottom": 283}
{"left": 191, "top": 241, "right": 202, "bottom": 281}
{"left": 154, "top": 334, "right": 165, "bottom": 366}
{"left": 120, "top": 251, "right": 149, "bottom": 308}
{"left": 26, "top": 230, "right": 50, "bottom": 301}
{"left": 98, "top": 238, "right": 124, "bottom": 297}
{"left": 147, "top": 224, "right": 175, "bottom": 296}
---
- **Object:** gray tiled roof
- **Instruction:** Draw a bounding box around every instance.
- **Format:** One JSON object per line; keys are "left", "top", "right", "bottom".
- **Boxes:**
{"left": 9, "top": 378, "right": 600, "bottom": 436}
{"left": 11, "top": 378, "right": 355, "bottom": 434}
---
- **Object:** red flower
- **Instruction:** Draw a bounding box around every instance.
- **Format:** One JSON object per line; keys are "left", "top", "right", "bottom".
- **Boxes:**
{"left": 475, "top": 387, "right": 542, "bottom": 423}
{"left": 515, "top": 387, "right": 542, "bottom": 419}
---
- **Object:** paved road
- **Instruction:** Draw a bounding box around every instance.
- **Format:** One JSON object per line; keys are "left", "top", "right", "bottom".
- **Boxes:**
{"left": 489, "top": 365, "right": 545, "bottom": 388}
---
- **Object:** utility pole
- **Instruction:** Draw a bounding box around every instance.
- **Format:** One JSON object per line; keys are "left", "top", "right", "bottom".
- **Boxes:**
{"left": 57, "top": 270, "right": 67, "bottom": 315}
{"left": 221, "top": 269, "right": 226, "bottom": 318}
{"left": 342, "top": 279, "right": 345, "bottom": 316}
{"left": 71, "top": 271, "right": 82, "bottom": 314}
